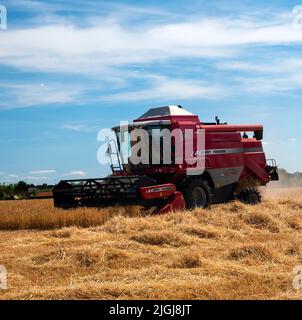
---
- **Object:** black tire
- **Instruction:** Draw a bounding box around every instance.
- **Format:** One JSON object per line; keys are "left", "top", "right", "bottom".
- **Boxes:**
{"left": 239, "top": 187, "right": 261, "bottom": 205}
{"left": 182, "top": 179, "right": 211, "bottom": 209}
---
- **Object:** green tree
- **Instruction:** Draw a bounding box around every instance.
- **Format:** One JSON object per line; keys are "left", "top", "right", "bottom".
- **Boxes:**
{"left": 14, "top": 181, "right": 28, "bottom": 194}
{"left": 0, "top": 186, "right": 4, "bottom": 200}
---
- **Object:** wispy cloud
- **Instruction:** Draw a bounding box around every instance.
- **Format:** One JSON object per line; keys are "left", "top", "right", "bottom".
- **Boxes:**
{"left": 217, "top": 58, "right": 302, "bottom": 93}
{"left": 263, "top": 141, "right": 275, "bottom": 145}
{"left": 234, "top": 75, "right": 302, "bottom": 93}
{"left": 0, "top": 7, "right": 301, "bottom": 110}
{"left": 29, "top": 169, "right": 56, "bottom": 174}
{"left": 0, "top": 173, "right": 50, "bottom": 183}
{"left": 21, "top": 176, "right": 48, "bottom": 180}
{"left": 8, "top": 0, "right": 170, "bottom": 20}
{"left": 4, "top": 174, "right": 18, "bottom": 179}
{"left": 1, "top": 174, "right": 49, "bottom": 182}
{"left": 63, "top": 171, "right": 87, "bottom": 177}
{"left": 61, "top": 124, "right": 99, "bottom": 133}
{"left": 0, "top": 83, "right": 81, "bottom": 109}
{"left": 104, "top": 76, "right": 224, "bottom": 102}
{"left": 1, "top": 13, "right": 301, "bottom": 75}
{"left": 217, "top": 58, "right": 302, "bottom": 74}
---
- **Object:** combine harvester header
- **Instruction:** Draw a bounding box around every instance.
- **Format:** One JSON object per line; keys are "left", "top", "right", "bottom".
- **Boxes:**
{"left": 53, "top": 105, "right": 279, "bottom": 214}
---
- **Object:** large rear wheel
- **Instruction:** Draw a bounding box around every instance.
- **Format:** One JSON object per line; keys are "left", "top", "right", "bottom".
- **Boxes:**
{"left": 182, "top": 179, "right": 211, "bottom": 209}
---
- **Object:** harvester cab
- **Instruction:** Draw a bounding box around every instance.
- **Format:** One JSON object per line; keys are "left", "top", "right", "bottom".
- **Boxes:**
{"left": 53, "top": 105, "right": 279, "bottom": 213}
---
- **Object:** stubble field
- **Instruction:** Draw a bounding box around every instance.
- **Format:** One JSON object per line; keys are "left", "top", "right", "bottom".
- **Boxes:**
{"left": 0, "top": 188, "right": 302, "bottom": 300}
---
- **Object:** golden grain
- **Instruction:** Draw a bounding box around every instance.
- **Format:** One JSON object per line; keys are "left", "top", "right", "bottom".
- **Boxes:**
{"left": 0, "top": 188, "right": 301, "bottom": 299}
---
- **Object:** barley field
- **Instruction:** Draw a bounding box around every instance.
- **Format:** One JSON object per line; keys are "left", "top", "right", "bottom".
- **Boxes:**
{"left": 0, "top": 188, "right": 302, "bottom": 300}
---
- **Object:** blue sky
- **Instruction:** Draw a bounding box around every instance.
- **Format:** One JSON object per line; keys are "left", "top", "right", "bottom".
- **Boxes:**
{"left": 0, "top": 0, "right": 302, "bottom": 184}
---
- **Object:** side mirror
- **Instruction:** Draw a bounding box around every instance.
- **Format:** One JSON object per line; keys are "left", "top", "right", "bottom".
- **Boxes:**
{"left": 254, "top": 129, "right": 263, "bottom": 141}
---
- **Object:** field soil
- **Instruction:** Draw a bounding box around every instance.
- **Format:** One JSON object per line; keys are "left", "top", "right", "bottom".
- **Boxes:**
{"left": 0, "top": 188, "right": 302, "bottom": 300}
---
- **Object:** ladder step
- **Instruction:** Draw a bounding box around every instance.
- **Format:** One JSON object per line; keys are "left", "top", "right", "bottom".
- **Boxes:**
{"left": 108, "top": 139, "right": 123, "bottom": 173}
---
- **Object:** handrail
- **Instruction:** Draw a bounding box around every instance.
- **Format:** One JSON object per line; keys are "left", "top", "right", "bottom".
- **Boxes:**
{"left": 107, "top": 139, "right": 123, "bottom": 174}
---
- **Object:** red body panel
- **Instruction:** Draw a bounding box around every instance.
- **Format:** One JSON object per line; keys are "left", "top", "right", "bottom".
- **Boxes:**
{"left": 139, "top": 184, "right": 185, "bottom": 214}
{"left": 130, "top": 112, "right": 270, "bottom": 186}
{"left": 201, "top": 124, "right": 263, "bottom": 132}
{"left": 140, "top": 183, "right": 176, "bottom": 200}
{"left": 155, "top": 191, "right": 186, "bottom": 214}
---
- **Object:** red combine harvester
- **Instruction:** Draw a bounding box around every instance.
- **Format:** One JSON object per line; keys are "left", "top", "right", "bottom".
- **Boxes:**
{"left": 53, "top": 105, "right": 278, "bottom": 213}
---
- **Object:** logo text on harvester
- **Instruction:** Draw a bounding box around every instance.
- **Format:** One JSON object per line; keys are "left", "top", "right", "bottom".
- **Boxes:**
{"left": 108, "top": 304, "right": 192, "bottom": 318}
{"left": 0, "top": 4, "right": 7, "bottom": 29}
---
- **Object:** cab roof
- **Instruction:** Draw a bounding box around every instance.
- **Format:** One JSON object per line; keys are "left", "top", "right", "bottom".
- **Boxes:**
{"left": 138, "top": 105, "right": 194, "bottom": 119}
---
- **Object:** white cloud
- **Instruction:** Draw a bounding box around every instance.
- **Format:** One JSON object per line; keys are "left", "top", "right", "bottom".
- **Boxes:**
{"left": 234, "top": 75, "right": 302, "bottom": 93}
{"left": 0, "top": 7, "right": 301, "bottom": 109}
{"left": 1, "top": 14, "right": 301, "bottom": 75}
{"left": 0, "top": 83, "right": 80, "bottom": 109}
{"left": 9, "top": 1, "right": 169, "bottom": 18}
{"left": 104, "top": 76, "right": 224, "bottom": 102}
{"left": 5, "top": 174, "right": 18, "bottom": 178}
{"left": 262, "top": 141, "right": 274, "bottom": 145}
{"left": 9, "top": 0, "right": 55, "bottom": 12}
{"left": 0, "top": 174, "right": 50, "bottom": 183}
{"left": 29, "top": 169, "right": 56, "bottom": 174}
{"left": 217, "top": 58, "right": 302, "bottom": 93}
{"left": 217, "top": 58, "right": 302, "bottom": 74}
{"left": 61, "top": 124, "right": 99, "bottom": 133}
{"left": 21, "top": 176, "right": 48, "bottom": 180}
{"left": 217, "top": 58, "right": 302, "bottom": 79}
{"left": 63, "top": 171, "right": 87, "bottom": 177}
{"left": 1, "top": 174, "right": 49, "bottom": 181}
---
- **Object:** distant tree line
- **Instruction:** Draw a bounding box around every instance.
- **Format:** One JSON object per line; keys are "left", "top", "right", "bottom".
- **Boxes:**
{"left": 0, "top": 181, "right": 54, "bottom": 200}
{"left": 0, "top": 168, "right": 301, "bottom": 201}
